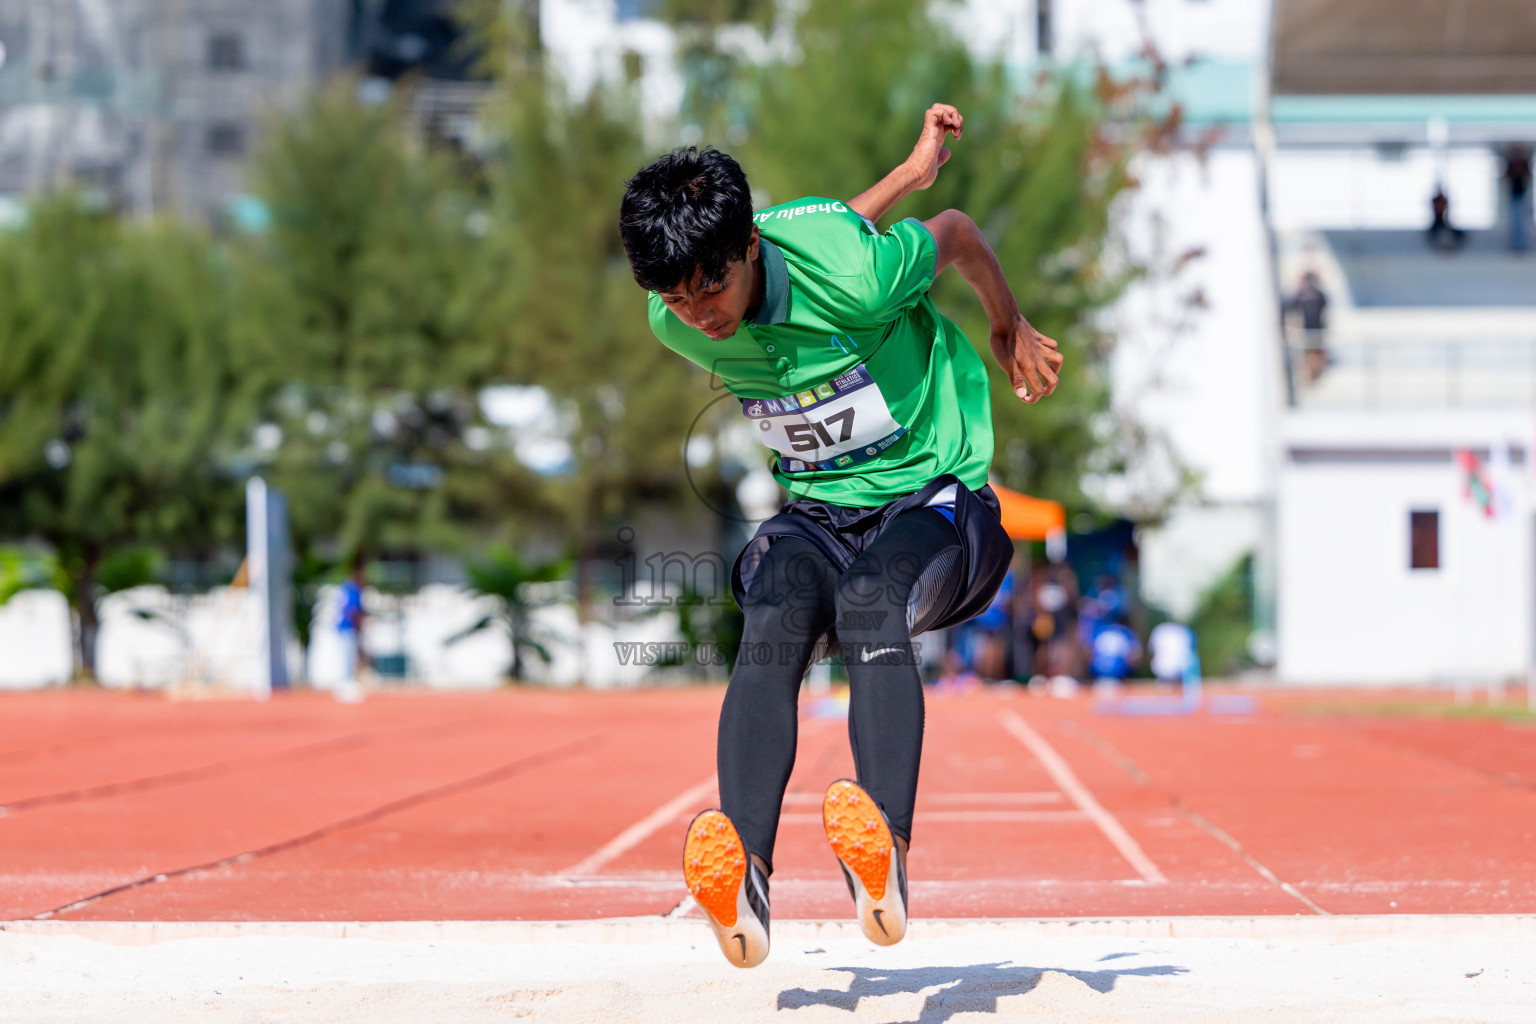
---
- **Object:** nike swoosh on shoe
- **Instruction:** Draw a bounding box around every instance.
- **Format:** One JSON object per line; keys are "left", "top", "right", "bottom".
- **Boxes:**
{"left": 822, "top": 779, "right": 908, "bottom": 947}
{"left": 683, "top": 809, "right": 770, "bottom": 967}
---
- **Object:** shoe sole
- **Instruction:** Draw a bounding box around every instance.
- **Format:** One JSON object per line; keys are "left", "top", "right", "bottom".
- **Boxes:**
{"left": 682, "top": 809, "right": 768, "bottom": 968}
{"left": 822, "top": 780, "right": 907, "bottom": 946}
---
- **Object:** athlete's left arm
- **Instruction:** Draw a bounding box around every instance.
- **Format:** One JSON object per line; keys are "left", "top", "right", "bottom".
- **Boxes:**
{"left": 924, "top": 209, "right": 1063, "bottom": 405}
{"left": 848, "top": 104, "right": 964, "bottom": 222}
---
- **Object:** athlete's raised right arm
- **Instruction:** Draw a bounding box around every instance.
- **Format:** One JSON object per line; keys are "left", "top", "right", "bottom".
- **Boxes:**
{"left": 924, "top": 209, "right": 1063, "bottom": 405}
{"left": 847, "top": 104, "right": 964, "bottom": 222}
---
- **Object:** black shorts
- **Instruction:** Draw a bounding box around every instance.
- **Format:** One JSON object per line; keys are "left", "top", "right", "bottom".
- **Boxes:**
{"left": 731, "top": 473, "right": 1015, "bottom": 637}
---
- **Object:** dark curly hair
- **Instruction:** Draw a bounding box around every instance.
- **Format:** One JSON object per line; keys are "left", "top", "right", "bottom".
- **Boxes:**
{"left": 619, "top": 147, "right": 754, "bottom": 292}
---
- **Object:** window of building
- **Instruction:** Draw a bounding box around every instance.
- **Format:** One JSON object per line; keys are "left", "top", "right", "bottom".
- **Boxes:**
{"left": 1036, "top": 0, "right": 1054, "bottom": 56}
{"left": 1409, "top": 510, "right": 1439, "bottom": 570}
{"left": 206, "top": 122, "right": 246, "bottom": 157}
{"left": 208, "top": 33, "right": 245, "bottom": 72}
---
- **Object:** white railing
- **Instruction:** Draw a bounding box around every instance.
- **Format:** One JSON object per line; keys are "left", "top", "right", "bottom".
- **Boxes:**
{"left": 1284, "top": 330, "right": 1536, "bottom": 408}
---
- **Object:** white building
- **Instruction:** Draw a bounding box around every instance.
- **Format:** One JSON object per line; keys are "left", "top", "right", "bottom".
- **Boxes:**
{"left": 1264, "top": 0, "right": 1536, "bottom": 683}
{"left": 0, "top": 0, "right": 353, "bottom": 220}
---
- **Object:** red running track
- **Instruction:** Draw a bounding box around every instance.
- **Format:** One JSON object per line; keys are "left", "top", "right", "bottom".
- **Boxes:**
{"left": 1, "top": 687, "right": 1534, "bottom": 922}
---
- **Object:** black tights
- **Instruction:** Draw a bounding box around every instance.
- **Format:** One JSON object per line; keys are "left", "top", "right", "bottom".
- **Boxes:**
{"left": 717, "top": 508, "right": 963, "bottom": 873}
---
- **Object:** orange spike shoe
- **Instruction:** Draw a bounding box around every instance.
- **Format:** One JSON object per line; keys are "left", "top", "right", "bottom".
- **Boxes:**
{"left": 682, "top": 809, "right": 770, "bottom": 968}
{"left": 822, "top": 779, "right": 908, "bottom": 946}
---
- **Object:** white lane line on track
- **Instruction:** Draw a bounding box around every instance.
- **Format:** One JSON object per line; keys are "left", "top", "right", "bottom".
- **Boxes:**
{"left": 560, "top": 774, "right": 717, "bottom": 879}
{"left": 925, "top": 792, "right": 1066, "bottom": 805}
{"left": 780, "top": 791, "right": 1065, "bottom": 807}
{"left": 1055, "top": 717, "right": 1329, "bottom": 915}
{"left": 1172, "top": 800, "right": 1331, "bottom": 915}
{"left": 778, "top": 810, "right": 1087, "bottom": 825}
{"left": 1000, "top": 711, "right": 1168, "bottom": 885}
{"left": 662, "top": 895, "right": 697, "bottom": 918}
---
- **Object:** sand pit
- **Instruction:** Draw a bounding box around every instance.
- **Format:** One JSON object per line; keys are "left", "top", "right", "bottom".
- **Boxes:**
{"left": 3, "top": 917, "right": 1531, "bottom": 1023}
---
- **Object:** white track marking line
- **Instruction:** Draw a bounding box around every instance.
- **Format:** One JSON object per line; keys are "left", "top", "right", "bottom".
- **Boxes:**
{"left": 560, "top": 773, "right": 717, "bottom": 878}
{"left": 780, "top": 791, "right": 1064, "bottom": 807}
{"left": 779, "top": 810, "right": 1086, "bottom": 825}
{"left": 662, "top": 895, "right": 697, "bottom": 918}
{"left": 926, "top": 792, "right": 1066, "bottom": 805}
{"left": 1173, "top": 800, "right": 1331, "bottom": 915}
{"left": 1059, "top": 717, "right": 1329, "bottom": 914}
{"left": 779, "top": 792, "right": 824, "bottom": 807}
{"left": 1000, "top": 711, "right": 1168, "bottom": 885}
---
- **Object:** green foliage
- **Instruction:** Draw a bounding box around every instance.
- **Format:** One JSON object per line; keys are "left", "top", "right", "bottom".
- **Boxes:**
{"left": 95, "top": 546, "right": 162, "bottom": 595}
{"left": 641, "top": 583, "right": 745, "bottom": 677}
{"left": 0, "top": 197, "right": 243, "bottom": 677}
{"left": 447, "top": 547, "right": 571, "bottom": 680}
{"left": 1189, "top": 553, "right": 1255, "bottom": 680}
{"left": 239, "top": 81, "right": 538, "bottom": 561}
{"left": 650, "top": 0, "right": 774, "bottom": 130}
{"left": 0, "top": 546, "right": 60, "bottom": 606}
{"left": 290, "top": 551, "right": 341, "bottom": 664}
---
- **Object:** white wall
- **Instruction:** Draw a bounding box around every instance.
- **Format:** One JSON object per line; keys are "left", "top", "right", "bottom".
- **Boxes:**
{"left": 540, "top": 0, "right": 684, "bottom": 125}
{"left": 0, "top": 589, "right": 73, "bottom": 688}
{"left": 1138, "top": 503, "right": 1264, "bottom": 620}
{"left": 1268, "top": 148, "right": 1502, "bottom": 232}
{"left": 1109, "top": 147, "right": 1280, "bottom": 507}
{"left": 1100, "top": 146, "right": 1281, "bottom": 617}
{"left": 0, "top": 579, "right": 688, "bottom": 691}
{"left": 1053, "top": 0, "right": 1269, "bottom": 63}
{"left": 1277, "top": 411, "right": 1533, "bottom": 683}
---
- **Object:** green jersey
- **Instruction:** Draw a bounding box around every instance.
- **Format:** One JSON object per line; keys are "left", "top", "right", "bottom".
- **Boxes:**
{"left": 647, "top": 196, "right": 994, "bottom": 507}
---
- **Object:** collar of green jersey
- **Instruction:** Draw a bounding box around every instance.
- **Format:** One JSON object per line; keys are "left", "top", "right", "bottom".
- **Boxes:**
{"left": 748, "top": 238, "right": 789, "bottom": 327}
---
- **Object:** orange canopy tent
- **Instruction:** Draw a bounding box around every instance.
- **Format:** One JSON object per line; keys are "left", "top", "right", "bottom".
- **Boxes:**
{"left": 990, "top": 482, "right": 1066, "bottom": 541}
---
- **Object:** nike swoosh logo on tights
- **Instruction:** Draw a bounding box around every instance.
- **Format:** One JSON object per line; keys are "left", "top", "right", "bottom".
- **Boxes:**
{"left": 734, "top": 934, "right": 747, "bottom": 962}
{"left": 872, "top": 909, "right": 888, "bottom": 935}
{"left": 860, "top": 646, "right": 903, "bottom": 662}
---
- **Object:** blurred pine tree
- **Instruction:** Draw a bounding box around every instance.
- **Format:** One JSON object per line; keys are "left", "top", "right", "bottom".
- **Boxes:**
{"left": 238, "top": 81, "right": 540, "bottom": 579}
{"left": 0, "top": 199, "right": 243, "bottom": 679}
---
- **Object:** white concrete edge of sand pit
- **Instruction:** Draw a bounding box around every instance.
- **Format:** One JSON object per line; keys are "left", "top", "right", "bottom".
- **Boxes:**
{"left": 4, "top": 915, "right": 1535, "bottom": 946}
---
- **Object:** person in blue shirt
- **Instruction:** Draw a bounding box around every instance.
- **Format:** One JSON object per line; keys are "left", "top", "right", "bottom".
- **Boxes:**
{"left": 1089, "top": 615, "right": 1140, "bottom": 686}
{"left": 335, "top": 562, "right": 366, "bottom": 703}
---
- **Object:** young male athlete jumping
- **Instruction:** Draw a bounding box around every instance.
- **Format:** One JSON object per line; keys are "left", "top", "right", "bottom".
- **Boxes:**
{"left": 619, "top": 104, "right": 1063, "bottom": 967}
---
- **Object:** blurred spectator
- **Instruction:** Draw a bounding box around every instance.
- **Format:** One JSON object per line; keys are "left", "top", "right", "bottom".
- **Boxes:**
{"left": 335, "top": 562, "right": 367, "bottom": 703}
{"left": 947, "top": 567, "right": 1013, "bottom": 683}
{"left": 1427, "top": 185, "right": 1466, "bottom": 251}
{"left": 1285, "top": 271, "right": 1329, "bottom": 384}
{"left": 1077, "top": 594, "right": 1105, "bottom": 655}
{"left": 1149, "top": 620, "right": 1197, "bottom": 684}
{"left": 1088, "top": 616, "right": 1140, "bottom": 690}
{"left": 1091, "top": 574, "right": 1126, "bottom": 621}
{"left": 1081, "top": 574, "right": 1127, "bottom": 634}
{"left": 1028, "top": 562, "right": 1079, "bottom": 683}
{"left": 1503, "top": 147, "right": 1531, "bottom": 252}
{"left": 1009, "top": 554, "right": 1037, "bottom": 681}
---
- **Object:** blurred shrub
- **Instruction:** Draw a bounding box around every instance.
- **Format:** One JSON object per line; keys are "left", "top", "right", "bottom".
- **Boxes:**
{"left": 446, "top": 547, "right": 572, "bottom": 681}
{"left": 237, "top": 81, "right": 539, "bottom": 567}
{"left": 1189, "top": 553, "right": 1255, "bottom": 680}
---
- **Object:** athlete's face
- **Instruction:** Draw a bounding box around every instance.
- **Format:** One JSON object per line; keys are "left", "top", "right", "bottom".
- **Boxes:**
{"left": 656, "top": 230, "right": 760, "bottom": 341}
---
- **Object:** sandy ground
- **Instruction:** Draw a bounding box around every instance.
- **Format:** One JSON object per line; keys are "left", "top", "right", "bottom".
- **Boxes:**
{"left": 2, "top": 918, "right": 1532, "bottom": 1023}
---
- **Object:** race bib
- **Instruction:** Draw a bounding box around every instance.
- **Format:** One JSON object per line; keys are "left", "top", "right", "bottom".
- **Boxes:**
{"left": 740, "top": 364, "right": 906, "bottom": 474}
